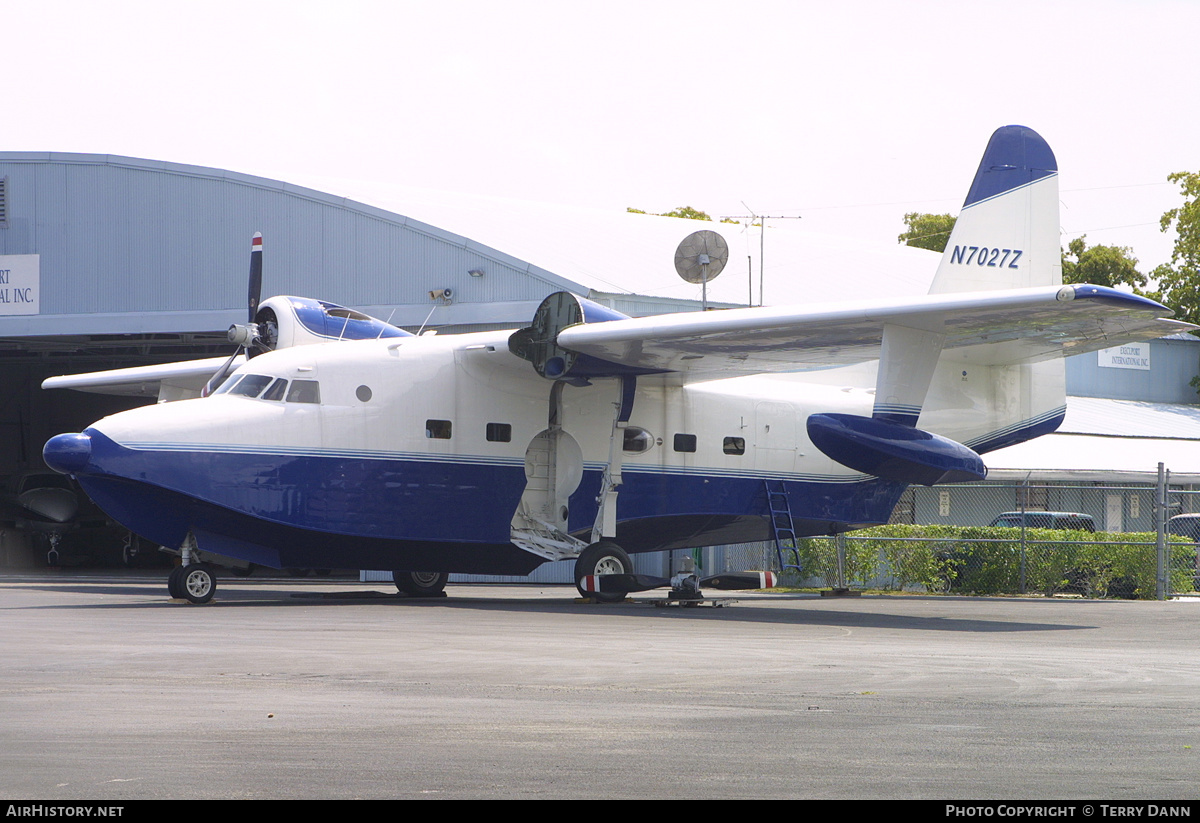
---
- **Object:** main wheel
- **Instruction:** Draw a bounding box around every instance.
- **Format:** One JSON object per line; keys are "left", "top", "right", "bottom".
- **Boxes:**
{"left": 393, "top": 570, "right": 449, "bottom": 597}
{"left": 574, "top": 541, "right": 632, "bottom": 602}
{"left": 167, "top": 565, "right": 186, "bottom": 599}
{"left": 180, "top": 564, "right": 217, "bottom": 604}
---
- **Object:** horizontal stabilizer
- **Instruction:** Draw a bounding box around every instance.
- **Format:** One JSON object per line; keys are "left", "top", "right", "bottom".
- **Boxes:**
{"left": 807, "top": 413, "right": 987, "bottom": 485}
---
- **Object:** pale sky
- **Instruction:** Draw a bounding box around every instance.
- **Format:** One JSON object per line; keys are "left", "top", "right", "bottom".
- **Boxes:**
{"left": 7, "top": 0, "right": 1198, "bottom": 275}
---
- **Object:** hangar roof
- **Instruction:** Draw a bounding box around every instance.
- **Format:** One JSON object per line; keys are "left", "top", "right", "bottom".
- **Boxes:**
{"left": 0, "top": 153, "right": 940, "bottom": 337}
{"left": 278, "top": 173, "right": 940, "bottom": 310}
{"left": 985, "top": 397, "right": 1200, "bottom": 483}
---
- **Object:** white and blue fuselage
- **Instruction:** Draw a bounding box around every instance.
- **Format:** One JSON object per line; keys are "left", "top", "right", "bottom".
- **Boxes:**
{"left": 41, "top": 126, "right": 1190, "bottom": 582}
{"left": 45, "top": 331, "right": 936, "bottom": 574}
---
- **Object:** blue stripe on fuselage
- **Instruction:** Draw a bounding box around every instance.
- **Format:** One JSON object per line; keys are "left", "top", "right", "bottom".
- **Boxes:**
{"left": 75, "top": 429, "right": 910, "bottom": 568}
{"left": 74, "top": 403, "right": 1058, "bottom": 571}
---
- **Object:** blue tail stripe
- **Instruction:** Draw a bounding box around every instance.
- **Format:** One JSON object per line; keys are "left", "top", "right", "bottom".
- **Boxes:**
{"left": 963, "top": 125, "right": 1057, "bottom": 208}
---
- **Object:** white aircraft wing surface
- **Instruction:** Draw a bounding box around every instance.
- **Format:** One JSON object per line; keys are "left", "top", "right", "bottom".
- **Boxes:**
{"left": 42, "top": 356, "right": 243, "bottom": 399}
{"left": 557, "top": 285, "right": 1190, "bottom": 378}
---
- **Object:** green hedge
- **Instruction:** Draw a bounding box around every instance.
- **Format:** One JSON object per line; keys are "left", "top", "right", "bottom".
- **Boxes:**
{"left": 795, "top": 524, "right": 1196, "bottom": 599}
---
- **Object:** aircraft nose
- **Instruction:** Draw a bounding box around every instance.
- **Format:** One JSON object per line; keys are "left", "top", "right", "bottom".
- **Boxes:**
{"left": 43, "top": 432, "right": 93, "bottom": 475}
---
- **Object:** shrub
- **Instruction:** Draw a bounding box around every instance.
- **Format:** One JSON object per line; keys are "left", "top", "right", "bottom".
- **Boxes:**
{"left": 816, "top": 524, "right": 1193, "bottom": 598}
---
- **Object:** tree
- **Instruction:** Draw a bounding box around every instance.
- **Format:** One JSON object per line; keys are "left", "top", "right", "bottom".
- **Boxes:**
{"left": 898, "top": 212, "right": 956, "bottom": 252}
{"left": 661, "top": 206, "right": 712, "bottom": 221}
{"left": 628, "top": 205, "right": 714, "bottom": 221}
{"left": 1060, "top": 235, "right": 1147, "bottom": 290}
{"left": 1148, "top": 171, "right": 1200, "bottom": 326}
{"left": 898, "top": 213, "right": 1149, "bottom": 294}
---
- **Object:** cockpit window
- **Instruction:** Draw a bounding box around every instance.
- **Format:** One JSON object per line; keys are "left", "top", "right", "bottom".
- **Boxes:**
{"left": 228, "top": 374, "right": 273, "bottom": 398}
{"left": 212, "top": 374, "right": 244, "bottom": 395}
{"left": 261, "top": 378, "right": 288, "bottom": 401}
{"left": 286, "top": 380, "right": 321, "bottom": 404}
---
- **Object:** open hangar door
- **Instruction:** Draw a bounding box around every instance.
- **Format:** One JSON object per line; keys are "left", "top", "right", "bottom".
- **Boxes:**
{"left": 0, "top": 343, "right": 218, "bottom": 569}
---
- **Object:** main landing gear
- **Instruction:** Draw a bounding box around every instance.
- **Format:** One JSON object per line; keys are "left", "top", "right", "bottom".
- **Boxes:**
{"left": 573, "top": 541, "right": 632, "bottom": 603}
{"left": 168, "top": 563, "right": 217, "bottom": 604}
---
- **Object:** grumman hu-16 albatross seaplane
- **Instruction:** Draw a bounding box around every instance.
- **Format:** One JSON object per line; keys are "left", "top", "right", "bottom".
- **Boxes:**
{"left": 42, "top": 126, "right": 1192, "bottom": 604}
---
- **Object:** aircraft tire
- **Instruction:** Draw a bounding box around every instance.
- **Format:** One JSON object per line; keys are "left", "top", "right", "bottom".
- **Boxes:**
{"left": 167, "top": 565, "right": 186, "bottom": 599}
{"left": 574, "top": 541, "right": 632, "bottom": 602}
{"left": 180, "top": 564, "right": 217, "bottom": 604}
{"left": 393, "top": 570, "right": 449, "bottom": 597}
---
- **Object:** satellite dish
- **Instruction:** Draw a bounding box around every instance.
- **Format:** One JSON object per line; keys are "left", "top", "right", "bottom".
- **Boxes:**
{"left": 674, "top": 230, "right": 729, "bottom": 310}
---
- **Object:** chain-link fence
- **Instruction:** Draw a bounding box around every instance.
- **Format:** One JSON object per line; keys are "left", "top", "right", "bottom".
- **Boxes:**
{"left": 722, "top": 472, "right": 1200, "bottom": 599}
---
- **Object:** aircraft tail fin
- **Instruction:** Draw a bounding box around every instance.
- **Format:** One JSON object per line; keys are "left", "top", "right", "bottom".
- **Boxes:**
{"left": 928, "top": 125, "right": 1060, "bottom": 294}
{"left": 919, "top": 126, "right": 1064, "bottom": 463}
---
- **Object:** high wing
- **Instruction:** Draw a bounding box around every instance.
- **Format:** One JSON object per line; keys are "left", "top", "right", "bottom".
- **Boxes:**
{"left": 41, "top": 356, "right": 244, "bottom": 400}
{"left": 550, "top": 285, "right": 1190, "bottom": 380}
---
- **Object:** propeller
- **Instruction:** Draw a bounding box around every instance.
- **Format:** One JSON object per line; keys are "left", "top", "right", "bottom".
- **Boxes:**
{"left": 579, "top": 570, "right": 779, "bottom": 597}
{"left": 700, "top": 571, "right": 778, "bottom": 591}
{"left": 202, "top": 233, "right": 264, "bottom": 397}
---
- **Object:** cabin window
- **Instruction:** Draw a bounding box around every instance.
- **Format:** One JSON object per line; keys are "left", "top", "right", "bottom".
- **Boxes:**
{"left": 426, "top": 419, "right": 452, "bottom": 439}
{"left": 673, "top": 433, "right": 697, "bottom": 453}
{"left": 622, "top": 426, "right": 653, "bottom": 454}
{"left": 229, "top": 374, "right": 273, "bottom": 398}
{"left": 356, "top": 385, "right": 373, "bottom": 403}
{"left": 261, "top": 378, "right": 288, "bottom": 401}
{"left": 286, "top": 380, "right": 321, "bottom": 404}
{"left": 486, "top": 423, "right": 511, "bottom": 442}
{"left": 723, "top": 436, "right": 746, "bottom": 455}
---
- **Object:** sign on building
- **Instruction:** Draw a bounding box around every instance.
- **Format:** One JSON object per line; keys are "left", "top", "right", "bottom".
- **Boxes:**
{"left": 0, "top": 254, "right": 39, "bottom": 315}
{"left": 1097, "top": 342, "right": 1150, "bottom": 371}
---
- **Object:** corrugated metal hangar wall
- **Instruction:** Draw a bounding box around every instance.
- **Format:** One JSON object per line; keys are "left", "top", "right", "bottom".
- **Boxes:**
{"left": 0, "top": 153, "right": 591, "bottom": 568}
{"left": 0, "top": 152, "right": 581, "bottom": 342}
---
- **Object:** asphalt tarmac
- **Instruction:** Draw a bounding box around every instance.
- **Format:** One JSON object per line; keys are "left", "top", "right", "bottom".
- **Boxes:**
{"left": 1, "top": 572, "right": 1197, "bottom": 800}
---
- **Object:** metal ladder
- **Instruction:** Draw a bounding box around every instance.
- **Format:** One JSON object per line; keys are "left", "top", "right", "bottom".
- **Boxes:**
{"left": 764, "top": 479, "right": 802, "bottom": 573}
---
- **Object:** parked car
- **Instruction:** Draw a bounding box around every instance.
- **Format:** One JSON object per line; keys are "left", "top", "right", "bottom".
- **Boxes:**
{"left": 1168, "top": 514, "right": 1200, "bottom": 591}
{"left": 1168, "top": 513, "right": 1200, "bottom": 541}
{"left": 936, "top": 511, "right": 1103, "bottom": 596}
{"left": 988, "top": 511, "right": 1096, "bottom": 532}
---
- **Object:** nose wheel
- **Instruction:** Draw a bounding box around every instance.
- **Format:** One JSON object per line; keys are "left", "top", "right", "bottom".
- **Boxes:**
{"left": 392, "top": 570, "right": 449, "bottom": 597}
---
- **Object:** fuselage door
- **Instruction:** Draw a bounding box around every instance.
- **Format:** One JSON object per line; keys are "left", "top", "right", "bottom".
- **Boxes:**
{"left": 754, "top": 401, "right": 797, "bottom": 472}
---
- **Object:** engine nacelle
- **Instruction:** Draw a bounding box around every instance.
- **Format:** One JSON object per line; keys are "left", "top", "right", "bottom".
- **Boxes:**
{"left": 508, "top": 292, "right": 633, "bottom": 380}
{"left": 249, "top": 296, "right": 412, "bottom": 356}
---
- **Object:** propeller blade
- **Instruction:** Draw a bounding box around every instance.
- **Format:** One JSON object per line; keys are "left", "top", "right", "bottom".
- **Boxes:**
{"left": 201, "top": 348, "right": 241, "bottom": 397}
{"left": 579, "top": 573, "right": 671, "bottom": 595}
{"left": 247, "top": 232, "right": 263, "bottom": 323}
{"left": 200, "top": 233, "right": 264, "bottom": 397}
{"left": 699, "top": 571, "right": 779, "bottom": 590}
